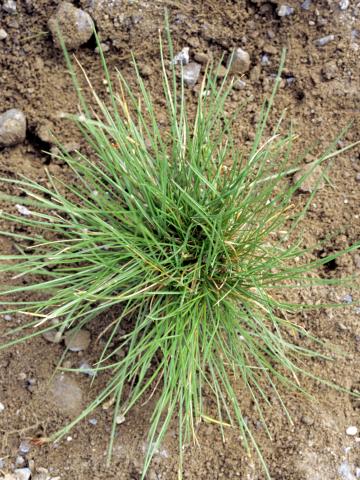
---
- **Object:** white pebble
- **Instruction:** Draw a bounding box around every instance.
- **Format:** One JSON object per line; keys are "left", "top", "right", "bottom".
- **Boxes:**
{"left": 16, "top": 204, "right": 31, "bottom": 216}
{"left": 346, "top": 426, "right": 358, "bottom": 436}
{"left": 277, "top": 4, "right": 294, "bottom": 16}
{"left": 171, "top": 47, "right": 190, "bottom": 66}
{"left": 315, "top": 34, "right": 335, "bottom": 47}
{"left": 339, "top": 0, "right": 349, "bottom": 10}
{"left": 0, "top": 402, "right": 5, "bottom": 412}
{"left": 115, "top": 414, "right": 126, "bottom": 424}
{"left": 0, "top": 29, "right": 8, "bottom": 40}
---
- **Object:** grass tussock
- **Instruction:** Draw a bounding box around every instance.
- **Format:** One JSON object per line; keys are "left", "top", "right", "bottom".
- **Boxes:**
{"left": 0, "top": 28, "right": 359, "bottom": 479}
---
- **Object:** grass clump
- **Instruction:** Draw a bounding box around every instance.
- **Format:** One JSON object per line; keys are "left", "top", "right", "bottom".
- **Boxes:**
{"left": 0, "top": 31, "right": 359, "bottom": 478}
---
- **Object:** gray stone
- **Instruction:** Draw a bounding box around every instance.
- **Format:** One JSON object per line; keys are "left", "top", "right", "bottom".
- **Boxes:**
{"left": 49, "top": 374, "right": 83, "bottom": 416}
{"left": 3, "top": 0, "right": 17, "bottom": 14}
{"left": 315, "top": 34, "right": 335, "bottom": 47}
{"left": 10, "top": 469, "right": 32, "bottom": 480}
{"left": 42, "top": 330, "right": 62, "bottom": 343}
{"left": 0, "top": 109, "right": 26, "bottom": 147}
{"left": 95, "top": 42, "right": 110, "bottom": 53}
{"left": 172, "top": 47, "right": 190, "bottom": 66}
{"left": 19, "top": 440, "right": 31, "bottom": 454}
{"left": 277, "top": 5, "right": 294, "bottom": 16}
{"left": 64, "top": 328, "right": 91, "bottom": 351}
{"left": 301, "top": 415, "right": 314, "bottom": 426}
{"left": 48, "top": 2, "right": 94, "bottom": 50}
{"left": 227, "top": 48, "right": 250, "bottom": 74}
{"left": 341, "top": 294, "right": 353, "bottom": 304}
{"left": 301, "top": 0, "right": 311, "bottom": 9}
{"left": 0, "top": 29, "right": 8, "bottom": 40}
{"left": 182, "top": 62, "right": 201, "bottom": 87}
{"left": 339, "top": 0, "right": 349, "bottom": 10}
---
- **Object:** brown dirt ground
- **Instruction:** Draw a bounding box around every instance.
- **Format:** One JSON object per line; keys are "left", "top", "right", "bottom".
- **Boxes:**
{"left": 0, "top": 0, "right": 360, "bottom": 479}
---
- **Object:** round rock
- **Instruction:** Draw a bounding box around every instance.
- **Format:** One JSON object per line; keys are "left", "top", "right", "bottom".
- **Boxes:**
{"left": 48, "top": 2, "right": 94, "bottom": 50}
{"left": 227, "top": 48, "right": 251, "bottom": 74}
{"left": 64, "top": 328, "right": 91, "bottom": 351}
{"left": 346, "top": 425, "right": 358, "bottom": 436}
{"left": 0, "top": 109, "right": 26, "bottom": 147}
{"left": 49, "top": 373, "right": 83, "bottom": 416}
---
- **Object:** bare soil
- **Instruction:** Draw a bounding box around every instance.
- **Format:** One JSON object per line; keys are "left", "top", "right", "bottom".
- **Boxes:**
{"left": 0, "top": 1, "right": 359, "bottom": 479}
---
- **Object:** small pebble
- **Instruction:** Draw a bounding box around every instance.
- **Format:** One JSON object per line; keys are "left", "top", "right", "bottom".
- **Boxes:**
{"left": 233, "top": 79, "right": 246, "bottom": 90}
{"left": 0, "top": 28, "right": 8, "bottom": 40}
{"left": 227, "top": 48, "right": 251, "bottom": 74}
{"left": 286, "top": 76, "right": 296, "bottom": 86}
{"left": 89, "top": 418, "right": 97, "bottom": 425}
{"left": 3, "top": 0, "right": 17, "bottom": 14}
{"left": 79, "top": 361, "right": 96, "bottom": 377}
{"left": 301, "top": 415, "right": 314, "bottom": 426}
{"left": 4, "top": 314, "right": 12, "bottom": 321}
{"left": 42, "top": 330, "right": 62, "bottom": 343}
{"left": 171, "top": 47, "right": 190, "bottom": 66}
{"left": 64, "top": 328, "right": 91, "bottom": 352}
{"left": 346, "top": 426, "right": 358, "bottom": 436}
{"left": 182, "top": 62, "right": 201, "bottom": 87}
{"left": 15, "top": 456, "right": 25, "bottom": 466}
{"left": 0, "top": 109, "right": 26, "bottom": 147}
{"left": 0, "top": 458, "right": 4, "bottom": 468}
{"left": 315, "top": 34, "right": 335, "bottom": 47}
{"left": 342, "top": 294, "right": 353, "bottom": 304}
{"left": 0, "top": 402, "right": 5, "bottom": 412}
{"left": 16, "top": 205, "right": 31, "bottom": 216}
{"left": 261, "top": 54, "right": 270, "bottom": 66}
{"left": 277, "top": 4, "right": 294, "bottom": 16}
{"left": 19, "top": 440, "right": 31, "bottom": 454}
{"left": 301, "top": 0, "right": 312, "bottom": 9}
{"left": 115, "top": 414, "right": 126, "bottom": 424}
{"left": 95, "top": 42, "right": 110, "bottom": 53}
{"left": 339, "top": 0, "right": 349, "bottom": 9}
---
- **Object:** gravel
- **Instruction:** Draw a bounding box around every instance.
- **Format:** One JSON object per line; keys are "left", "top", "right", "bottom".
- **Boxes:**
{"left": 0, "top": 109, "right": 26, "bottom": 147}
{"left": 0, "top": 29, "right": 8, "bottom": 40}
{"left": 0, "top": 402, "right": 4, "bottom": 412}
